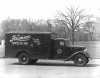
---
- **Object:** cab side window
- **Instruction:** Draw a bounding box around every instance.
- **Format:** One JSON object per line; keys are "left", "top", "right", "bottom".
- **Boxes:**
{"left": 59, "top": 41, "right": 64, "bottom": 46}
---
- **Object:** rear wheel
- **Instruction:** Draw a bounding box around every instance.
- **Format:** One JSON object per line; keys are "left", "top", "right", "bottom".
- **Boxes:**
{"left": 73, "top": 54, "right": 89, "bottom": 66}
{"left": 18, "top": 53, "right": 31, "bottom": 65}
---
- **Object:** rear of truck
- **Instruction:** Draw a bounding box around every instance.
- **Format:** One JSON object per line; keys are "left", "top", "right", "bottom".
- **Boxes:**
{"left": 5, "top": 32, "right": 53, "bottom": 64}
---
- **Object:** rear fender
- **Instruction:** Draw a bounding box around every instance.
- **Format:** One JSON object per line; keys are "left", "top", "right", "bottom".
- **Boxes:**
{"left": 16, "top": 50, "right": 32, "bottom": 58}
{"left": 64, "top": 51, "right": 89, "bottom": 61}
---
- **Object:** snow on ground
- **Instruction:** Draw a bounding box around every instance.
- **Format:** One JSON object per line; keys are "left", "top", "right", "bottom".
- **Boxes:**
{"left": 0, "top": 58, "right": 99, "bottom": 78}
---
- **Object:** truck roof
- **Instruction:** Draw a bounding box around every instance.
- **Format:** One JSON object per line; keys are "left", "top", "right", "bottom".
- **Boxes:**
{"left": 55, "top": 38, "right": 70, "bottom": 40}
{"left": 6, "top": 32, "right": 52, "bottom": 34}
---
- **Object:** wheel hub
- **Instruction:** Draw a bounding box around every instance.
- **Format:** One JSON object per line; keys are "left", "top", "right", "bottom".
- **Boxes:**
{"left": 77, "top": 58, "right": 85, "bottom": 64}
{"left": 22, "top": 56, "right": 27, "bottom": 61}
{"left": 78, "top": 58, "right": 83, "bottom": 62}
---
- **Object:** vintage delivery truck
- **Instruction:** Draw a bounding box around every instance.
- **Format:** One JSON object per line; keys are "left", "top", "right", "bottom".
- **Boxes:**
{"left": 5, "top": 32, "right": 90, "bottom": 66}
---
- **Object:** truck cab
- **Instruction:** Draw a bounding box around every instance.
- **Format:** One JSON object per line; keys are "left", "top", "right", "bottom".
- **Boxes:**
{"left": 52, "top": 38, "right": 89, "bottom": 66}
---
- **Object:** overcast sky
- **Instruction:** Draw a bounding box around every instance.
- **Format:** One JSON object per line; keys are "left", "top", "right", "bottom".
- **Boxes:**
{"left": 0, "top": 0, "right": 100, "bottom": 22}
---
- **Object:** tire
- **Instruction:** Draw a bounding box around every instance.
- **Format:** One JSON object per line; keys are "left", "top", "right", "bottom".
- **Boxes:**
{"left": 18, "top": 53, "right": 31, "bottom": 65}
{"left": 73, "top": 54, "right": 89, "bottom": 66}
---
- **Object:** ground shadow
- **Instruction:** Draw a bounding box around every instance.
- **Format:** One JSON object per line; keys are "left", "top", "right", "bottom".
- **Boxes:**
{"left": 11, "top": 62, "right": 99, "bottom": 67}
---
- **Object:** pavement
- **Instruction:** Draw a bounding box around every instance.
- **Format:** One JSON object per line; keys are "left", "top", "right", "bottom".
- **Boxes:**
{"left": 0, "top": 58, "right": 100, "bottom": 78}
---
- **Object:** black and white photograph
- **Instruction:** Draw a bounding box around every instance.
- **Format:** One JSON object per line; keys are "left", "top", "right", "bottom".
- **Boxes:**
{"left": 0, "top": 0, "right": 100, "bottom": 78}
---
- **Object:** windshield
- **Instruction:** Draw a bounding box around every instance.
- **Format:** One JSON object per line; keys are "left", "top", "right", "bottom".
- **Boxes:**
{"left": 55, "top": 38, "right": 71, "bottom": 47}
{"left": 65, "top": 40, "right": 71, "bottom": 46}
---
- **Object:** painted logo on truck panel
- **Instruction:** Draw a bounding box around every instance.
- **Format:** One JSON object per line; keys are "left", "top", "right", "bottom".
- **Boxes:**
{"left": 10, "top": 35, "right": 31, "bottom": 42}
{"left": 10, "top": 35, "right": 31, "bottom": 45}
{"left": 9, "top": 34, "right": 41, "bottom": 46}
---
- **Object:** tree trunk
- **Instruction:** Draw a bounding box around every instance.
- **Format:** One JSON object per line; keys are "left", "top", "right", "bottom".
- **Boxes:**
{"left": 72, "top": 29, "right": 74, "bottom": 45}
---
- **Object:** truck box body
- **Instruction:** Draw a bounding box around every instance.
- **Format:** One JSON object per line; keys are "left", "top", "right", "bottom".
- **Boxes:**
{"left": 5, "top": 32, "right": 54, "bottom": 59}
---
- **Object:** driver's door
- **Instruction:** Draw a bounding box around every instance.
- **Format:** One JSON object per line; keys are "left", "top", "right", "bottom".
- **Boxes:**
{"left": 54, "top": 39, "right": 65, "bottom": 59}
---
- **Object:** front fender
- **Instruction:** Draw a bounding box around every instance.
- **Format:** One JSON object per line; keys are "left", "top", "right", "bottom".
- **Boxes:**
{"left": 64, "top": 51, "right": 90, "bottom": 61}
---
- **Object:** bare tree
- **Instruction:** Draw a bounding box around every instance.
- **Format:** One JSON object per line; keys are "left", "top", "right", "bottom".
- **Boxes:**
{"left": 56, "top": 7, "right": 89, "bottom": 45}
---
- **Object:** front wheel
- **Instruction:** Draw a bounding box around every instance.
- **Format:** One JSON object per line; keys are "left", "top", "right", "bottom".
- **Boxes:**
{"left": 73, "top": 54, "right": 89, "bottom": 66}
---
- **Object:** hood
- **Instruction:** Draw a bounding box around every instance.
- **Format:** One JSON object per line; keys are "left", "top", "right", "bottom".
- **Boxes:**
{"left": 66, "top": 45, "right": 86, "bottom": 52}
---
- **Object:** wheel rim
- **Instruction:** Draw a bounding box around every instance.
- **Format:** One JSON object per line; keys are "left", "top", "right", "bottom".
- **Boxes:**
{"left": 77, "top": 58, "right": 85, "bottom": 65}
{"left": 19, "top": 53, "right": 29, "bottom": 64}
{"left": 21, "top": 55, "right": 28, "bottom": 62}
{"left": 74, "top": 55, "right": 87, "bottom": 66}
